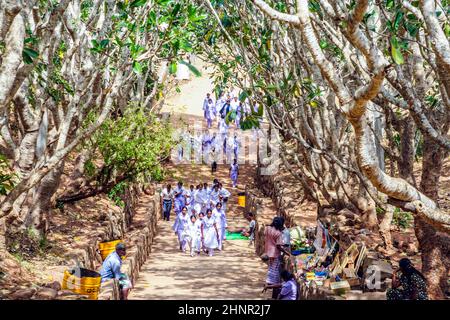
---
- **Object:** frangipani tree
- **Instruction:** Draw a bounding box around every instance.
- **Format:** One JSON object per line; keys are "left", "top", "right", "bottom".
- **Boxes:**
{"left": 0, "top": 0, "right": 207, "bottom": 243}
{"left": 199, "top": 0, "right": 449, "bottom": 298}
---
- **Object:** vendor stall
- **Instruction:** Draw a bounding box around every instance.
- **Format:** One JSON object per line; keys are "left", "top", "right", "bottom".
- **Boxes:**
{"left": 286, "top": 219, "right": 389, "bottom": 298}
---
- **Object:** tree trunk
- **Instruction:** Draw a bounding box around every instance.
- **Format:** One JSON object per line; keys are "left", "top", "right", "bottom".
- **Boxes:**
{"left": 398, "top": 118, "right": 416, "bottom": 185}
{"left": 378, "top": 204, "right": 395, "bottom": 251}
{"left": 414, "top": 216, "right": 449, "bottom": 300}
{"left": 416, "top": 136, "right": 449, "bottom": 299}
{"left": 356, "top": 184, "right": 379, "bottom": 231}
{"left": 23, "top": 162, "right": 65, "bottom": 234}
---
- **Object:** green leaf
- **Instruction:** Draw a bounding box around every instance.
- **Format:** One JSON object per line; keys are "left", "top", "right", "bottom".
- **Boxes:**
{"left": 114, "top": 36, "right": 124, "bottom": 47}
{"left": 22, "top": 47, "right": 39, "bottom": 64}
{"left": 266, "top": 84, "right": 278, "bottom": 92}
{"left": 132, "top": 61, "right": 142, "bottom": 74}
{"left": 390, "top": 36, "right": 404, "bottom": 65}
{"left": 257, "top": 105, "right": 263, "bottom": 117}
{"left": 148, "top": 11, "right": 156, "bottom": 26}
{"left": 100, "top": 39, "right": 110, "bottom": 48}
{"left": 445, "top": 22, "right": 450, "bottom": 38}
{"left": 386, "top": 0, "right": 395, "bottom": 10}
{"left": 171, "top": 3, "right": 181, "bottom": 17}
{"left": 393, "top": 11, "right": 404, "bottom": 31}
{"left": 156, "top": 0, "right": 172, "bottom": 6}
{"left": 23, "top": 47, "right": 38, "bottom": 59}
{"left": 239, "top": 90, "right": 249, "bottom": 102}
{"left": 169, "top": 61, "right": 178, "bottom": 74}
{"left": 130, "top": 0, "right": 147, "bottom": 7}
{"left": 178, "top": 60, "right": 201, "bottom": 77}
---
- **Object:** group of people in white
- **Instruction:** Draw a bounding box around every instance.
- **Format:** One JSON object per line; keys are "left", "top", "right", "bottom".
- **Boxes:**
{"left": 175, "top": 90, "right": 264, "bottom": 187}
{"left": 160, "top": 179, "right": 232, "bottom": 257}
{"left": 203, "top": 91, "right": 255, "bottom": 129}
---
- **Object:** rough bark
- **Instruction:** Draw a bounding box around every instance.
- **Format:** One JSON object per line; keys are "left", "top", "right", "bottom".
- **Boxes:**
{"left": 398, "top": 118, "right": 416, "bottom": 185}
{"left": 23, "top": 162, "right": 65, "bottom": 234}
{"left": 416, "top": 134, "right": 449, "bottom": 299}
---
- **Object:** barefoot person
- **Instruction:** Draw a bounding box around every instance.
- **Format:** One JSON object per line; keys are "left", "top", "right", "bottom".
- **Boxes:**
{"left": 229, "top": 158, "right": 239, "bottom": 188}
{"left": 172, "top": 206, "right": 190, "bottom": 252}
{"left": 218, "top": 182, "right": 231, "bottom": 213}
{"left": 195, "top": 212, "right": 206, "bottom": 253}
{"left": 264, "top": 217, "right": 290, "bottom": 299}
{"left": 183, "top": 215, "right": 200, "bottom": 257}
{"left": 201, "top": 209, "right": 220, "bottom": 256}
{"left": 212, "top": 202, "right": 227, "bottom": 251}
{"left": 100, "top": 242, "right": 132, "bottom": 300}
{"left": 173, "top": 181, "right": 186, "bottom": 215}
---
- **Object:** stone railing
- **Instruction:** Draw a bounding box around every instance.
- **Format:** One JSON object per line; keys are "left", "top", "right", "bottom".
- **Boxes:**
{"left": 32, "top": 185, "right": 160, "bottom": 300}
{"left": 98, "top": 191, "right": 160, "bottom": 300}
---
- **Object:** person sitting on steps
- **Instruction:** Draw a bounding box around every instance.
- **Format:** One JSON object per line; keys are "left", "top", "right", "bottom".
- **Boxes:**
{"left": 242, "top": 212, "right": 256, "bottom": 246}
{"left": 262, "top": 270, "right": 298, "bottom": 300}
{"left": 100, "top": 242, "right": 132, "bottom": 300}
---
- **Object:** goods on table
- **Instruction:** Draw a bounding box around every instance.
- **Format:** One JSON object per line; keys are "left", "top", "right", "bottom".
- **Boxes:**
{"left": 290, "top": 220, "right": 374, "bottom": 294}
{"left": 289, "top": 226, "right": 313, "bottom": 255}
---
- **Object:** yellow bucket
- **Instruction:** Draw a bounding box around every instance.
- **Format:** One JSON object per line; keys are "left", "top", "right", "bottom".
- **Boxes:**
{"left": 98, "top": 239, "right": 123, "bottom": 261}
{"left": 238, "top": 194, "right": 246, "bottom": 207}
{"left": 61, "top": 268, "right": 101, "bottom": 300}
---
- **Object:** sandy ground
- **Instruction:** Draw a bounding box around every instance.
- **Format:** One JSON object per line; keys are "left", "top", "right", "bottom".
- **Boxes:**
{"left": 130, "top": 59, "right": 270, "bottom": 300}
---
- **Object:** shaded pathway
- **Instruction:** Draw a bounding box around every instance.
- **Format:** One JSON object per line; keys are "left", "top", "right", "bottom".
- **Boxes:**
{"left": 130, "top": 59, "right": 270, "bottom": 299}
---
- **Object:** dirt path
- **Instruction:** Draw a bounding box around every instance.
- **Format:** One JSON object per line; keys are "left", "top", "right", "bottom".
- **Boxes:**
{"left": 130, "top": 59, "right": 270, "bottom": 300}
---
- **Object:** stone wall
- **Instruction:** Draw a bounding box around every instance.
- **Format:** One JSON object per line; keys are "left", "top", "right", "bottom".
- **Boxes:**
{"left": 19, "top": 185, "right": 160, "bottom": 300}
{"left": 98, "top": 190, "right": 160, "bottom": 300}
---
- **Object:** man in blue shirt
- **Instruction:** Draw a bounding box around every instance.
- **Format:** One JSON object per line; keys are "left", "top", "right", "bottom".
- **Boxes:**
{"left": 100, "top": 242, "right": 132, "bottom": 299}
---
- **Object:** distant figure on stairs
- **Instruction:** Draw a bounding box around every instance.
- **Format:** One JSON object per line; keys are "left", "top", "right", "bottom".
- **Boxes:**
{"left": 229, "top": 158, "right": 239, "bottom": 188}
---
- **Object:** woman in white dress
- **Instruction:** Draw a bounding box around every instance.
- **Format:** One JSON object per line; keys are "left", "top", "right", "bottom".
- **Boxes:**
{"left": 195, "top": 212, "right": 205, "bottom": 253}
{"left": 183, "top": 215, "right": 200, "bottom": 257}
{"left": 172, "top": 206, "right": 190, "bottom": 252}
{"left": 212, "top": 202, "right": 227, "bottom": 251}
{"left": 201, "top": 209, "right": 219, "bottom": 256}
{"left": 184, "top": 185, "right": 195, "bottom": 212}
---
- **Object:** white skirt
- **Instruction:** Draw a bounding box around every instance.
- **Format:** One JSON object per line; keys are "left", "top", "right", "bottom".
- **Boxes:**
{"left": 203, "top": 226, "right": 219, "bottom": 249}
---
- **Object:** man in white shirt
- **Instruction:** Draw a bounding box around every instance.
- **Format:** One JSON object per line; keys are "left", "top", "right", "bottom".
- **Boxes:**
{"left": 160, "top": 184, "right": 174, "bottom": 221}
{"left": 230, "top": 96, "right": 239, "bottom": 111}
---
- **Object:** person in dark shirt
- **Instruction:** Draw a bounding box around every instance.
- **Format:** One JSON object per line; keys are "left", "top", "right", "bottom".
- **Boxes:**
{"left": 387, "top": 258, "right": 428, "bottom": 300}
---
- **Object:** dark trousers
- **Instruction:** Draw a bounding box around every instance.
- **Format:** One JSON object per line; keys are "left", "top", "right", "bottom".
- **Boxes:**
{"left": 272, "top": 287, "right": 281, "bottom": 299}
{"left": 163, "top": 200, "right": 172, "bottom": 221}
